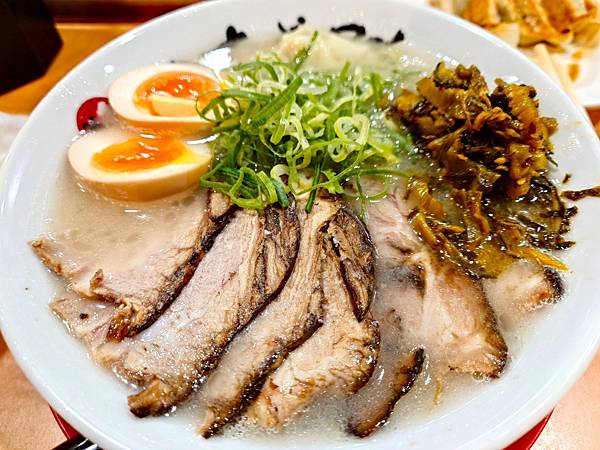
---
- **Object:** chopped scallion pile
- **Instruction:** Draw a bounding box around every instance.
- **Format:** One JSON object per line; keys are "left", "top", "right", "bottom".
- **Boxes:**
{"left": 197, "top": 32, "right": 414, "bottom": 212}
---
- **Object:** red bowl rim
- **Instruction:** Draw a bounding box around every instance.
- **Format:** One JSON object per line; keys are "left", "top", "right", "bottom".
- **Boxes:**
{"left": 50, "top": 407, "right": 553, "bottom": 449}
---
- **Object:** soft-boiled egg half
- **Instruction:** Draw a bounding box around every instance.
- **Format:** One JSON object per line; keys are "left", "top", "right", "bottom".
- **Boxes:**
{"left": 108, "top": 63, "right": 220, "bottom": 134}
{"left": 68, "top": 128, "right": 212, "bottom": 201}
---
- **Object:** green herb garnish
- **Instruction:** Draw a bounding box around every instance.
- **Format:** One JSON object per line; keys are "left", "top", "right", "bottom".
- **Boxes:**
{"left": 198, "top": 32, "right": 414, "bottom": 212}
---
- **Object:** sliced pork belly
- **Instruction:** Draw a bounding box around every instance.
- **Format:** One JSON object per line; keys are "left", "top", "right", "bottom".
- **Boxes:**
{"left": 366, "top": 187, "right": 507, "bottom": 377}
{"left": 345, "top": 186, "right": 507, "bottom": 437}
{"left": 32, "top": 232, "right": 111, "bottom": 298}
{"left": 32, "top": 190, "right": 210, "bottom": 298}
{"left": 197, "top": 198, "right": 339, "bottom": 438}
{"left": 345, "top": 256, "right": 428, "bottom": 438}
{"left": 246, "top": 208, "right": 379, "bottom": 428}
{"left": 348, "top": 348, "right": 424, "bottom": 437}
{"left": 483, "top": 260, "right": 563, "bottom": 326}
{"left": 32, "top": 190, "right": 234, "bottom": 340}
{"left": 327, "top": 206, "right": 376, "bottom": 320}
{"left": 346, "top": 257, "right": 427, "bottom": 437}
{"left": 94, "top": 202, "right": 300, "bottom": 417}
{"left": 50, "top": 293, "right": 116, "bottom": 351}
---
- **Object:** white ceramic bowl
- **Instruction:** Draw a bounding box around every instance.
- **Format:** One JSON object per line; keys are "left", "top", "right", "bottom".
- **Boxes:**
{"left": 1, "top": 1, "right": 599, "bottom": 449}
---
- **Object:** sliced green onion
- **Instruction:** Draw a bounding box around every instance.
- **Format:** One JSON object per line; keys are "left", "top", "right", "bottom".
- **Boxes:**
{"left": 257, "top": 171, "right": 278, "bottom": 203}
{"left": 197, "top": 35, "right": 414, "bottom": 212}
{"left": 245, "top": 76, "right": 302, "bottom": 132}
{"left": 305, "top": 154, "right": 323, "bottom": 213}
{"left": 272, "top": 178, "right": 290, "bottom": 207}
{"left": 292, "top": 31, "right": 319, "bottom": 70}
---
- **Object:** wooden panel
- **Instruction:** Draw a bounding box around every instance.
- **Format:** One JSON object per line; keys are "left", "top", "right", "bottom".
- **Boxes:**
{"left": 46, "top": 0, "right": 199, "bottom": 22}
{"left": 0, "top": 23, "right": 134, "bottom": 114}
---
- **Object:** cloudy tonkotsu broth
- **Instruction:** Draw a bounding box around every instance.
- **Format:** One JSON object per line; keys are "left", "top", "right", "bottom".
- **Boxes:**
{"left": 42, "top": 28, "right": 561, "bottom": 445}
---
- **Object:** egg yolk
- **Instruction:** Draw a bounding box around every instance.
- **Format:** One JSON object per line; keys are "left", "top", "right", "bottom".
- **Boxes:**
{"left": 134, "top": 72, "right": 221, "bottom": 115}
{"left": 92, "top": 137, "right": 194, "bottom": 172}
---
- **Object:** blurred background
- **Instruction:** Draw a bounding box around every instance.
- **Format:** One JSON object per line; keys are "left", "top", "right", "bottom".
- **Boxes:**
{"left": 0, "top": 0, "right": 198, "bottom": 114}
{"left": 47, "top": 0, "right": 195, "bottom": 22}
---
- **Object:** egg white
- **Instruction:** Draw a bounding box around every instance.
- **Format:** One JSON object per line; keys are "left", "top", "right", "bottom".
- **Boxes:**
{"left": 68, "top": 128, "right": 212, "bottom": 201}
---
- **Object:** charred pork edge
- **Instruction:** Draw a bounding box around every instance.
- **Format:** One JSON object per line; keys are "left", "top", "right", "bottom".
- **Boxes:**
{"left": 204, "top": 216, "right": 378, "bottom": 436}
{"left": 251, "top": 196, "right": 300, "bottom": 306}
{"left": 127, "top": 379, "right": 192, "bottom": 418}
{"left": 323, "top": 216, "right": 380, "bottom": 393}
{"left": 348, "top": 348, "right": 425, "bottom": 438}
{"left": 471, "top": 280, "right": 509, "bottom": 378}
{"left": 128, "top": 200, "right": 301, "bottom": 418}
{"left": 328, "top": 206, "right": 376, "bottom": 321}
{"left": 200, "top": 311, "right": 323, "bottom": 438}
{"left": 349, "top": 318, "right": 380, "bottom": 394}
{"left": 29, "top": 240, "right": 69, "bottom": 281}
{"left": 544, "top": 267, "right": 564, "bottom": 302}
{"left": 105, "top": 194, "right": 237, "bottom": 341}
{"left": 201, "top": 207, "right": 332, "bottom": 438}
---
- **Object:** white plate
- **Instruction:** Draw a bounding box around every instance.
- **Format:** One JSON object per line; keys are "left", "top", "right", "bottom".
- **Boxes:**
{"left": 556, "top": 47, "right": 600, "bottom": 107}
{"left": 1, "top": 1, "right": 600, "bottom": 449}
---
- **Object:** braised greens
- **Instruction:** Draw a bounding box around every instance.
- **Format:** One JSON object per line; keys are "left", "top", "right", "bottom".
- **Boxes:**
{"left": 393, "top": 63, "right": 572, "bottom": 277}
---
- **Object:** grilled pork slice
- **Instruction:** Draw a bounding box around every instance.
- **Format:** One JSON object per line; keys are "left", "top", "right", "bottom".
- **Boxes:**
{"left": 345, "top": 186, "right": 507, "bottom": 437}
{"left": 51, "top": 293, "right": 116, "bottom": 351}
{"left": 327, "top": 207, "right": 376, "bottom": 321}
{"left": 197, "top": 198, "right": 339, "bottom": 438}
{"left": 366, "top": 187, "right": 508, "bottom": 377}
{"left": 348, "top": 348, "right": 425, "bottom": 437}
{"left": 32, "top": 190, "right": 210, "bottom": 298}
{"left": 345, "top": 256, "right": 427, "bottom": 438}
{"left": 346, "top": 257, "right": 427, "bottom": 438}
{"left": 95, "top": 202, "right": 300, "bottom": 417}
{"left": 483, "top": 260, "right": 563, "bottom": 320}
{"left": 32, "top": 190, "right": 234, "bottom": 340}
{"left": 246, "top": 208, "right": 379, "bottom": 428}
